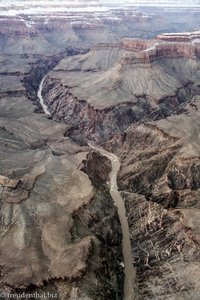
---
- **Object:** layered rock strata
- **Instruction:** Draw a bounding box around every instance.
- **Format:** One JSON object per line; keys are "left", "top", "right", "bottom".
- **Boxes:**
{"left": 0, "top": 55, "right": 123, "bottom": 299}
{"left": 37, "top": 31, "right": 200, "bottom": 299}
{"left": 102, "top": 96, "right": 200, "bottom": 299}
{"left": 41, "top": 32, "right": 200, "bottom": 142}
{"left": 0, "top": 3, "right": 200, "bottom": 298}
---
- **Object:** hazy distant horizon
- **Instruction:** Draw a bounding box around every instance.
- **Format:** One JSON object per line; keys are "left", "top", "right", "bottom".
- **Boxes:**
{"left": 0, "top": 0, "right": 200, "bottom": 5}
{"left": 0, "top": 0, "right": 200, "bottom": 17}
{"left": 101, "top": 0, "right": 200, "bottom": 6}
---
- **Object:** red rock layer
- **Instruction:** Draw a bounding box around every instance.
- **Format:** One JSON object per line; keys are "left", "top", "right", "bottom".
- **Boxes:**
{"left": 120, "top": 32, "right": 200, "bottom": 64}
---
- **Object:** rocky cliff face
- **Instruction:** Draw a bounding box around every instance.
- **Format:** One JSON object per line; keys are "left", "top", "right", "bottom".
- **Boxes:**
{"left": 37, "top": 30, "right": 200, "bottom": 299}
{"left": 0, "top": 53, "right": 123, "bottom": 299}
{"left": 40, "top": 32, "right": 200, "bottom": 142}
{"left": 0, "top": 2, "right": 200, "bottom": 55}
{"left": 122, "top": 33, "right": 200, "bottom": 60}
{"left": 101, "top": 96, "right": 200, "bottom": 299}
{"left": 1, "top": 3, "right": 200, "bottom": 299}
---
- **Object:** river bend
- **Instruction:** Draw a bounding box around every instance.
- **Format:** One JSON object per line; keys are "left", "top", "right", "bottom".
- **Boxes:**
{"left": 37, "top": 77, "right": 135, "bottom": 300}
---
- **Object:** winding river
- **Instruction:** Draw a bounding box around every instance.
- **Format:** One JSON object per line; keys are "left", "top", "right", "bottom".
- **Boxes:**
{"left": 89, "top": 143, "right": 135, "bottom": 300}
{"left": 38, "top": 78, "right": 135, "bottom": 300}
{"left": 38, "top": 77, "right": 51, "bottom": 115}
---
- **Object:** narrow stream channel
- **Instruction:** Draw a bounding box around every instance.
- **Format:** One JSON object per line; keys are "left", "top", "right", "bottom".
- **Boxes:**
{"left": 37, "top": 78, "right": 136, "bottom": 300}
{"left": 38, "top": 77, "right": 51, "bottom": 115}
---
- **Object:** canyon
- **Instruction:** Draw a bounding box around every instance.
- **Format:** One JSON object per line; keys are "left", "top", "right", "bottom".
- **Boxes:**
{"left": 0, "top": 1, "right": 200, "bottom": 300}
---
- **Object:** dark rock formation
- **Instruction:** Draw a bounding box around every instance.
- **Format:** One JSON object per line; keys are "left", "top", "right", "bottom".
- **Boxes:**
{"left": 102, "top": 96, "right": 200, "bottom": 299}
{"left": 123, "top": 192, "right": 200, "bottom": 300}
{"left": 80, "top": 150, "right": 112, "bottom": 187}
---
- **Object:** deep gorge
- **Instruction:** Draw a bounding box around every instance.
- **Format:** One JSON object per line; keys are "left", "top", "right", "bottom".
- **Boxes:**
{"left": 1, "top": 2, "right": 200, "bottom": 300}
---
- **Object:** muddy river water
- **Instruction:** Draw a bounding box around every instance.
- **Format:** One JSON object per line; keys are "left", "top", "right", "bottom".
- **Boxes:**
{"left": 89, "top": 144, "right": 136, "bottom": 300}
{"left": 38, "top": 78, "right": 135, "bottom": 300}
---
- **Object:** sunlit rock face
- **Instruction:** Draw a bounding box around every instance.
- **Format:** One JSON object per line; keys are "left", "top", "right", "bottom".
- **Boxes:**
{"left": 40, "top": 31, "right": 200, "bottom": 142}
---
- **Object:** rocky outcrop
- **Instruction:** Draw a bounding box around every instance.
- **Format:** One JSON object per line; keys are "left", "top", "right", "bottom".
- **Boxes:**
{"left": 102, "top": 97, "right": 200, "bottom": 299}
{"left": 124, "top": 192, "right": 200, "bottom": 300}
{"left": 0, "top": 54, "right": 124, "bottom": 299}
{"left": 122, "top": 34, "right": 200, "bottom": 62}
{"left": 122, "top": 38, "right": 153, "bottom": 51}
{"left": 0, "top": 175, "right": 18, "bottom": 188}
{"left": 1, "top": 3, "right": 200, "bottom": 299}
{"left": 41, "top": 76, "right": 142, "bottom": 142}
{"left": 155, "top": 42, "right": 198, "bottom": 59}
{"left": 157, "top": 31, "right": 200, "bottom": 42}
{"left": 40, "top": 32, "right": 200, "bottom": 142}
{"left": 0, "top": 17, "right": 40, "bottom": 35}
{"left": 22, "top": 49, "right": 85, "bottom": 113}
{"left": 80, "top": 150, "right": 112, "bottom": 187}
{"left": 0, "top": 3, "right": 200, "bottom": 52}
{"left": 75, "top": 150, "right": 124, "bottom": 299}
